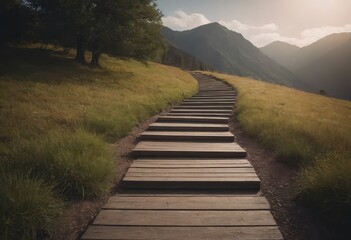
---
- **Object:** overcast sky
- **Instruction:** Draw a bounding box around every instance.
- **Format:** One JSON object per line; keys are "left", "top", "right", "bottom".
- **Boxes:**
{"left": 157, "top": 0, "right": 351, "bottom": 47}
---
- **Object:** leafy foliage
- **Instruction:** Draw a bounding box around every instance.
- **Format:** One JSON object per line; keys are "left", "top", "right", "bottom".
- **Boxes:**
{"left": 2, "top": 0, "right": 163, "bottom": 65}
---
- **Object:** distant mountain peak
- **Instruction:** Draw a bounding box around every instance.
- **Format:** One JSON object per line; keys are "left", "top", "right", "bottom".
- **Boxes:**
{"left": 263, "top": 41, "right": 300, "bottom": 49}
{"left": 161, "top": 23, "right": 298, "bottom": 87}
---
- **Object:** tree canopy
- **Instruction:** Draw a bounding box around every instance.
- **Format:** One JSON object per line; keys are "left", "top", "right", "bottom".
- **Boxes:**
{"left": 1, "top": 0, "right": 163, "bottom": 66}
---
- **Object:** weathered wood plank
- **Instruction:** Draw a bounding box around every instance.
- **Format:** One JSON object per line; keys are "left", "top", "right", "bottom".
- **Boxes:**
{"left": 180, "top": 102, "right": 235, "bottom": 106}
{"left": 166, "top": 112, "right": 231, "bottom": 117}
{"left": 140, "top": 131, "right": 234, "bottom": 142}
{"left": 148, "top": 122, "right": 229, "bottom": 131}
{"left": 156, "top": 116, "right": 229, "bottom": 123}
{"left": 122, "top": 177, "right": 260, "bottom": 190}
{"left": 103, "top": 196, "right": 270, "bottom": 210}
{"left": 93, "top": 210, "right": 275, "bottom": 226}
{"left": 127, "top": 168, "right": 255, "bottom": 173}
{"left": 132, "top": 141, "right": 247, "bottom": 158}
{"left": 82, "top": 226, "right": 283, "bottom": 240}
{"left": 170, "top": 109, "right": 232, "bottom": 113}
{"left": 173, "top": 105, "right": 233, "bottom": 110}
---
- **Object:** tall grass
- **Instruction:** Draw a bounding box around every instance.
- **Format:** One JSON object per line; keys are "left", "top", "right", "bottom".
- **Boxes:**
{"left": 0, "top": 172, "right": 63, "bottom": 240}
{"left": 205, "top": 72, "right": 351, "bottom": 217}
{"left": 0, "top": 45, "right": 197, "bottom": 238}
{"left": 10, "top": 130, "right": 114, "bottom": 198}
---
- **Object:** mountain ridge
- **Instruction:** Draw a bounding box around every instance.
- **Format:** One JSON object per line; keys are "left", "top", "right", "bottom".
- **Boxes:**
{"left": 162, "top": 22, "right": 300, "bottom": 88}
{"left": 260, "top": 32, "right": 351, "bottom": 100}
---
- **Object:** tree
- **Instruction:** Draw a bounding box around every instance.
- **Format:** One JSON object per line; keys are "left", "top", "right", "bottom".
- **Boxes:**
{"left": 0, "top": 0, "right": 35, "bottom": 46}
{"left": 88, "top": 0, "right": 163, "bottom": 66}
{"left": 25, "top": 0, "right": 163, "bottom": 66}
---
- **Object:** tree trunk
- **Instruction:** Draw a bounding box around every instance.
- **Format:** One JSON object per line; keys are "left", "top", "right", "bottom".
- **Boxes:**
{"left": 90, "top": 40, "right": 101, "bottom": 67}
{"left": 75, "top": 35, "right": 86, "bottom": 64}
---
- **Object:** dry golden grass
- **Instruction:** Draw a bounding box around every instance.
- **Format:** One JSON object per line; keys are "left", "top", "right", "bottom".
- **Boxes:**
{"left": 204, "top": 71, "right": 351, "bottom": 217}
{"left": 0, "top": 45, "right": 197, "bottom": 238}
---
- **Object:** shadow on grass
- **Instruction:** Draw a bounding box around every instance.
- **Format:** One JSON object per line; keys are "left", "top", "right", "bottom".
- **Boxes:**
{"left": 0, "top": 46, "right": 133, "bottom": 85}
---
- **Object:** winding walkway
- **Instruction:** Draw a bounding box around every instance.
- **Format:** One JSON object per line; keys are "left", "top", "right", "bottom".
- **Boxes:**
{"left": 81, "top": 73, "right": 283, "bottom": 240}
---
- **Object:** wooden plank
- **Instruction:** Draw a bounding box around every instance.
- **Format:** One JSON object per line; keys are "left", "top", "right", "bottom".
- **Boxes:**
{"left": 82, "top": 226, "right": 283, "bottom": 240}
{"left": 122, "top": 177, "right": 260, "bottom": 190}
{"left": 148, "top": 122, "right": 229, "bottom": 131}
{"left": 93, "top": 210, "right": 275, "bottom": 226}
{"left": 103, "top": 196, "right": 270, "bottom": 210}
{"left": 131, "top": 141, "right": 247, "bottom": 158}
{"left": 134, "top": 158, "right": 250, "bottom": 163}
{"left": 133, "top": 141, "right": 245, "bottom": 151}
{"left": 170, "top": 109, "right": 232, "bottom": 113}
{"left": 130, "top": 163, "right": 253, "bottom": 168}
{"left": 180, "top": 102, "right": 234, "bottom": 106}
{"left": 173, "top": 106, "right": 233, "bottom": 110}
{"left": 125, "top": 173, "right": 259, "bottom": 177}
{"left": 156, "top": 116, "right": 229, "bottom": 124}
{"left": 127, "top": 168, "right": 255, "bottom": 173}
{"left": 184, "top": 99, "right": 235, "bottom": 102}
{"left": 166, "top": 113, "right": 231, "bottom": 117}
{"left": 140, "top": 131, "right": 234, "bottom": 142}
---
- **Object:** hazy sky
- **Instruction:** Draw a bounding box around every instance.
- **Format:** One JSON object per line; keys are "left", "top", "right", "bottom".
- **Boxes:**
{"left": 157, "top": 0, "right": 351, "bottom": 47}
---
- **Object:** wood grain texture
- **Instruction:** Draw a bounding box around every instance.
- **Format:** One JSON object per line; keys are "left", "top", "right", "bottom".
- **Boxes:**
{"left": 82, "top": 226, "right": 283, "bottom": 240}
{"left": 132, "top": 141, "right": 247, "bottom": 157}
{"left": 156, "top": 116, "right": 229, "bottom": 123}
{"left": 93, "top": 210, "right": 275, "bottom": 226}
{"left": 148, "top": 122, "right": 229, "bottom": 131}
{"left": 103, "top": 196, "right": 270, "bottom": 210}
{"left": 140, "top": 131, "right": 235, "bottom": 142}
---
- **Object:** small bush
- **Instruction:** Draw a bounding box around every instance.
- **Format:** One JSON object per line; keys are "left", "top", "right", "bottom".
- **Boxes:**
{"left": 13, "top": 130, "right": 114, "bottom": 199}
{"left": 0, "top": 172, "right": 63, "bottom": 240}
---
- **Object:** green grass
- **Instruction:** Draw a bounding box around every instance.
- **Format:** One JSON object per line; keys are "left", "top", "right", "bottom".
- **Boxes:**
{"left": 0, "top": 45, "right": 197, "bottom": 238}
{"left": 0, "top": 172, "right": 63, "bottom": 240}
{"left": 204, "top": 72, "right": 351, "bottom": 218}
{"left": 10, "top": 130, "right": 114, "bottom": 198}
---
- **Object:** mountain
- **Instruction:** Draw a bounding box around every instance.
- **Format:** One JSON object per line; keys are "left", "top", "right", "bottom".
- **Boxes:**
{"left": 260, "top": 41, "right": 300, "bottom": 71}
{"left": 260, "top": 33, "right": 351, "bottom": 100}
{"left": 161, "top": 42, "right": 210, "bottom": 71}
{"left": 161, "top": 23, "right": 299, "bottom": 87}
{"left": 297, "top": 38, "right": 351, "bottom": 100}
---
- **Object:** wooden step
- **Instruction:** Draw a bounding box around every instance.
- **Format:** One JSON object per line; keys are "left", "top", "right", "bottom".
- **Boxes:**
{"left": 167, "top": 113, "right": 231, "bottom": 117}
{"left": 131, "top": 141, "right": 247, "bottom": 158}
{"left": 157, "top": 116, "right": 229, "bottom": 124}
{"left": 174, "top": 105, "right": 233, "bottom": 110}
{"left": 170, "top": 109, "right": 232, "bottom": 113}
{"left": 195, "top": 95, "right": 236, "bottom": 98}
{"left": 82, "top": 195, "right": 282, "bottom": 240}
{"left": 183, "top": 98, "right": 235, "bottom": 102}
{"left": 198, "top": 88, "right": 233, "bottom": 92}
{"left": 103, "top": 195, "right": 270, "bottom": 210}
{"left": 83, "top": 226, "right": 283, "bottom": 240}
{"left": 148, "top": 123, "right": 229, "bottom": 131}
{"left": 130, "top": 159, "right": 253, "bottom": 168}
{"left": 123, "top": 159, "right": 258, "bottom": 190}
{"left": 180, "top": 101, "right": 235, "bottom": 106}
{"left": 140, "top": 131, "right": 234, "bottom": 142}
{"left": 189, "top": 97, "right": 236, "bottom": 100}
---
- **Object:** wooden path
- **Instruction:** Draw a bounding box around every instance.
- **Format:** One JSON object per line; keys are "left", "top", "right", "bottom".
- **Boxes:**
{"left": 81, "top": 74, "right": 283, "bottom": 240}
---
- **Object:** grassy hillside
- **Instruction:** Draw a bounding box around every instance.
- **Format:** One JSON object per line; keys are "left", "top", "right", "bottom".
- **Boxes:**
{"left": 204, "top": 72, "right": 350, "bottom": 220}
{"left": 0, "top": 45, "right": 197, "bottom": 239}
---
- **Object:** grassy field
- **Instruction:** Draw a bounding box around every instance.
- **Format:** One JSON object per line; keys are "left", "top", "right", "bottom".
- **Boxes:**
{"left": 0, "top": 45, "right": 197, "bottom": 239}
{"left": 204, "top": 72, "right": 351, "bottom": 220}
